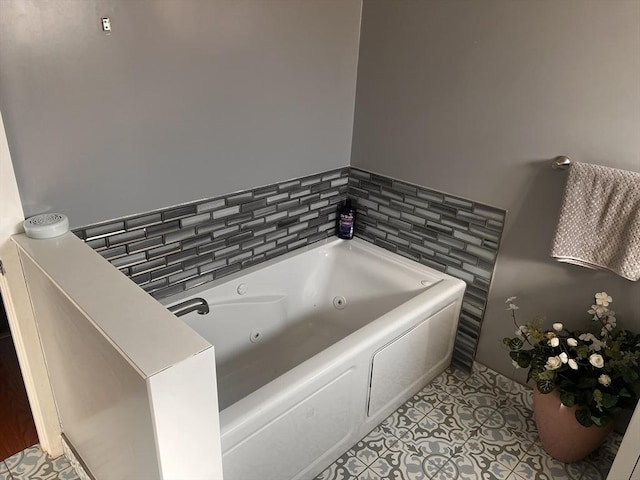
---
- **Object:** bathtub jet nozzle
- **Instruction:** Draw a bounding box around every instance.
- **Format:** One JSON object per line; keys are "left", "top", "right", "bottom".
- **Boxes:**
{"left": 168, "top": 297, "right": 210, "bottom": 317}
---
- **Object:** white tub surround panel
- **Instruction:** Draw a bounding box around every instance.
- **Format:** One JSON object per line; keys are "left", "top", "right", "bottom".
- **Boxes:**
{"left": 167, "top": 238, "right": 466, "bottom": 480}
{"left": 148, "top": 348, "right": 221, "bottom": 480}
{"left": 13, "top": 233, "right": 223, "bottom": 480}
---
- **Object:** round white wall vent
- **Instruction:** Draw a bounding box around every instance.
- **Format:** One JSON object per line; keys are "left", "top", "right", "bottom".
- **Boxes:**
{"left": 23, "top": 213, "right": 70, "bottom": 239}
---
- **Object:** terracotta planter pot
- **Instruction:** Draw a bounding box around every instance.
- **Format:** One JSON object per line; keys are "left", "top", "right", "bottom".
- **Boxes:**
{"left": 533, "top": 388, "right": 614, "bottom": 463}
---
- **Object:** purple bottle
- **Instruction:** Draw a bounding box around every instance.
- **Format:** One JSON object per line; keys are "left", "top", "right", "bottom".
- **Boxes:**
{"left": 337, "top": 199, "right": 355, "bottom": 239}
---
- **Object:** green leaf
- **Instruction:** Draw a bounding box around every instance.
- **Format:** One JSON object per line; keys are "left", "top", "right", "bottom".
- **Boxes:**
{"left": 530, "top": 354, "right": 547, "bottom": 373}
{"left": 537, "top": 379, "right": 555, "bottom": 394}
{"left": 509, "top": 337, "right": 524, "bottom": 351}
{"left": 509, "top": 350, "right": 532, "bottom": 368}
{"left": 622, "top": 366, "right": 639, "bottom": 383}
{"left": 602, "top": 393, "right": 618, "bottom": 409}
{"left": 560, "top": 391, "right": 575, "bottom": 407}
{"left": 593, "top": 389, "right": 604, "bottom": 411}
{"left": 537, "top": 370, "right": 555, "bottom": 381}
{"left": 575, "top": 408, "right": 593, "bottom": 427}
{"left": 578, "top": 376, "right": 597, "bottom": 389}
{"left": 575, "top": 345, "right": 590, "bottom": 359}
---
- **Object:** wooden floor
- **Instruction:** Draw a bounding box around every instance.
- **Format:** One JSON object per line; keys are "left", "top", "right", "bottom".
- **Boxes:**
{"left": 0, "top": 333, "right": 38, "bottom": 460}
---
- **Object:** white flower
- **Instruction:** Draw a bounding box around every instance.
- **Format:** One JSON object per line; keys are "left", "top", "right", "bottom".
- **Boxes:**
{"left": 588, "top": 305, "right": 608, "bottom": 316}
{"left": 545, "top": 356, "right": 562, "bottom": 370}
{"left": 579, "top": 333, "right": 604, "bottom": 351}
{"left": 552, "top": 323, "right": 564, "bottom": 332}
{"left": 589, "top": 353, "right": 605, "bottom": 368}
{"left": 559, "top": 352, "right": 568, "bottom": 364}
{"left": 568, "top": 359, "right": 578, "bottom": 370}
{"left": 505, "top": 297, "right": 519, "bottom": 311}
{"left": 601, "top": 314, "right": 617, "bottom": 337}
{"left": 515, "top": 325, "right": 529, "bottom": 337}
{"left": 598, "top": 374, "right": 612, "bottom": 387}
{"left": 595, "top": 292, "right": 612, "bottom": 307}
{"left": 567, "top": 338, "right": 578, "bottom": 347}
{"left": 548, "top": 337, "right": 560, "bottom": 347}
{"left": 512, "top": 360, "right": 521, "bottom": 369}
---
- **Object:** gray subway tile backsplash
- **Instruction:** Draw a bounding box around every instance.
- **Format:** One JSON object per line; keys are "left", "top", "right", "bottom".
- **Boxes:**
{"left": 348, "top": 167, "right": 505, "bottom": 372}
{"left": 74, "top": 166, "right": 349, "bottom": 299}
{"left": 84, "top": 222, "right": 125, "bottom": 240}
{"left": 212, "top": 205, "right": 241, "bottom": 220}
{"left": 278, "top": 179, "right": 301, "bottom": 192}
{"left": 162, "top": 205, "right": 197, "bottom": 221}
{"left": 179, "top": 212, "right": 212, "bottom": 228}
{"left": 99, "top": 245, "right": 127, "bottom": 260}
{"left": 85, "top": 238, "right": 107, "bottom": 250}
{"left": 74, "top": 165, "right": 503, "bottom": 372}
{"left": 195, "top": 198, "right": 225, "bottom": 213}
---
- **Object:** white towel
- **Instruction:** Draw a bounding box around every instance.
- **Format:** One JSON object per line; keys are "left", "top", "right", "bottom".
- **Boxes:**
{"left": 550, "top": 162, "right": 640, "bottom": 281}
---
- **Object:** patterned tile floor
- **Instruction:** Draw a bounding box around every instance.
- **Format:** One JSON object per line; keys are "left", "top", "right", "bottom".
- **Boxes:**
{"left": 1, "top": 445, "right": 78, "bottom": 480}
{"left": 1, "top": 363, "right": 622, "bottom": 480}
{"left": 316, "top": 363, "right": 622, "bottom": 480}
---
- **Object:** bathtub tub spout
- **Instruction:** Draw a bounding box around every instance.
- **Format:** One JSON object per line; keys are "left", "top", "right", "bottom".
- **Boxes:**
{"left": 168, "top": 297, "right": 210, "bottom": 317}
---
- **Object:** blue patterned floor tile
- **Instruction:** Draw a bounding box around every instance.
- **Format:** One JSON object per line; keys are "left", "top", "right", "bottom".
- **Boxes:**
{"left": 505, "top": 472, "right": 528, "bottom": 480}
{"left": 425, "top": 400, "right": 485, "bottom": 439}
{"left": 513, "top": 441, "right": 584, "bottom": 480}
{"left": 365, "top": 445, "right": 439, "bottom": 480}
{"left": 441, "top": 453, "right": 513, "bottom": 480}
{"left": 0, "top": 462, "right": 12, "bottom": 480}
{"left": 5, "top": 446, "right": 52, "bottom": 479}
{"left": 357, "top": 467, "right": 385, "bottom": 480}
{"left": 315, "top": 452, "right": 367, "bottom": 480}
{"left": 404, "top": 390, "right": 441, "bottom": 416}
{"left": 582, "top": 432, "right": 622, "bottom": 479}
{"left": 55, "top": 467, "right": 79, "bottom": 480}
{"left": 470, "top": 362, "right": 532, "bottom": 406}
{"left": 481, "top": 405, "right": 538, "bottom": 445}
{"left": 428, "top": 370, "right": 469, "bottom": 397}
{"left": 462, "top": 430, "right": 530, "bottom": 473}
{"left": 409, "top": 408, "right": 470, "bottom": 448}
{"left": 579, "top": 462, "right": 608, "bottom": 480}
{"left": 345, "top": 424, "right": 399, "bottom": 468}
{"left": 448, "top": 366, "right": 473, "bottom": 383}
{"left": 5, "top": 445, "right": 80, "bottom": 480}
{"left": 313, "top": 365, "right": 621, "bottom": 480}
{"left": 378, "top": 405, "right": 427, "bottom": 440}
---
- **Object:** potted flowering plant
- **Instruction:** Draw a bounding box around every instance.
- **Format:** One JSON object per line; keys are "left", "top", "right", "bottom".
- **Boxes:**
{"left": 502, "top": 292, "right": 640, "bottom": 462}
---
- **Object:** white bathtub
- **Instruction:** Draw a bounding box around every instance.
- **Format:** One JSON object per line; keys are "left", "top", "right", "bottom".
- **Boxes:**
{"left": 165, "top": 238, "right": 466, "bottom": 480}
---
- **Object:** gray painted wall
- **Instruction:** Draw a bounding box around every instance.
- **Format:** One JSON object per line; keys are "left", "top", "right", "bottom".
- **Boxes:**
{"left": 0, "top": 0, "right": 361, "bottom": 228}
{"left": 352, "top": 0, "right": 640, "bottom": 379}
